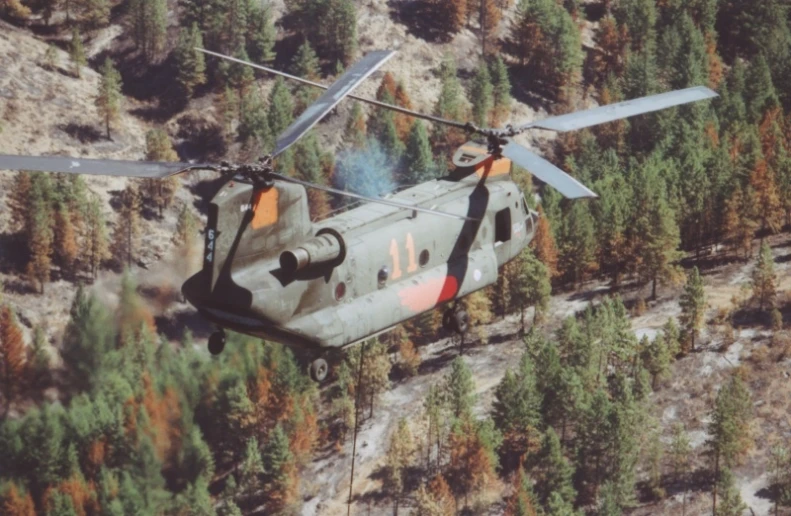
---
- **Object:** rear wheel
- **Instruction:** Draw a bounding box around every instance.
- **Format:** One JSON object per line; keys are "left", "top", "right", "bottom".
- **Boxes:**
{"left": 309, "top": 358, "right": 329, "bottom": 382}
{"left": 208, "top": 331, "right": 226, "bottom": 355}
{"left": 452, "top": 310, "right": 469, "bottom": 334}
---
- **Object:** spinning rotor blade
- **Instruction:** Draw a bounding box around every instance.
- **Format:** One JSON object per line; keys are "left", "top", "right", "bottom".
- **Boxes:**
{"left": 519, "top": 86, "right": 718, "bottom": 133}
{"left": 272, "top": 50, "right": 395, "bottom": 157}
{"left": 0, "top": 154, "right": 213, "bottom": 177}
{"left": 501, "top": 141, "right": 597, "bottom": 199}
{"left": 271, "top": 173, "right": 476, "bottom": 221}
{"left": 196, "top": 48, "right": 471, "bottom": 132}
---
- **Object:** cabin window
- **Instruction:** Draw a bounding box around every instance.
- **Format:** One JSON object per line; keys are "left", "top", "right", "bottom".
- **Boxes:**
{"left": 378, "top": 266, "right": 389, "bottom": 285}
{"left": 335, "top": 282, "right": 346, "bottom": 300}
{"left": 419, "top": 250, "right": 430, "bottom": 267}
{"left": 495, "top": 208, "right": 511, "bottom": 243}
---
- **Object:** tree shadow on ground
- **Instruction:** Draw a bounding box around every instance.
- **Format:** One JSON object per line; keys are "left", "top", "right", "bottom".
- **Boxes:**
{"left": 58, "top": 122, "right": 103, "bottom": 143}
{"left": 387, "top": 0, "right": 458, "bottom": 44}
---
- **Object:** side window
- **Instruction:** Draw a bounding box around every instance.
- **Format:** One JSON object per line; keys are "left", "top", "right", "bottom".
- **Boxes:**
{"left": 495, "top": 208, "right": 511, "bottom": 243}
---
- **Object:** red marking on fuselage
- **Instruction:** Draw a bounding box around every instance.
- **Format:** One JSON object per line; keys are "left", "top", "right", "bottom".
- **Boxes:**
{"left": 397, "top": 275, "right": 459, "bottom": 313}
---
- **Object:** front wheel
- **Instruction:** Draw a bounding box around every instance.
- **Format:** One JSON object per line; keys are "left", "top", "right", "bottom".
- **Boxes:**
{"left": 208, "top": 331, "right": 226, "bottom": 355}
{"left": 452, "top": 310, "right": 469, "bottom": 334}
{"left": 309, "top": 358, "right": 329, "bottom": 383}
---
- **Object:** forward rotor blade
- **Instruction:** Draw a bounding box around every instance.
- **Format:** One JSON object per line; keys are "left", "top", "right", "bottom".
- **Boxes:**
{"left": 520, "top": 86, "right": 718, "bottom": 133}
{"left": 272, "top": 50, "right": 395, "bottom": 157}
{"left": 500, "top": 142, "right": 597, "bottom": 199}
{"left": 196, "top": 48, "right": 471, "bottom": 132}
{"left": 271, "top": 173, "right": 476, "bottom": 221}
{"left": 0, "top": 154, "right": 213, "bottom": 177}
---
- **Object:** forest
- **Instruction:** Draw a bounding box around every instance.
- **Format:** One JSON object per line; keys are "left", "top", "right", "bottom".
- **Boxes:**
{"left": 2, "top": 0, "right": 791, "bottom": 514}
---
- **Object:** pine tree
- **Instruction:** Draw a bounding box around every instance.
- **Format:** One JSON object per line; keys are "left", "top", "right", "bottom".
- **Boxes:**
{"left": 0, "top": 306, "right": 26, "bottom": 415}
{"left": 69, "top": 28, "right": 86, "bottom": 79}
{"left": 248, "top": 1, "right": 276, "bottom": 65}
{"left": 130, "top": 0, "right": 167, "bottom": 62}
{"left": 261, "top": 424, "right": 296, "bottom": 508}
{"left": 228, "top": 47, "right": 256, "bottom": 113}
{"left": 403, "top": 121, "right": 436, "bottom": 185}
{"left": 81, "top": 0, "right": 110, "bottom": 28}
{"left": 560, "top": 200, "right": 597, "bottom": 288}
{"left": 110, "top": 184, "right": 141, "bottom": 269}
{"left": 445, "top": 357, "right": 475, "bottom": 419}
{"left": 85, "top": 197, "right": 110, "bottom": 279}
{"left": 716, "top": 468, "right": 747, "bottom": 516}
{"left": 489, "top": 56, "right": 511, "bottom": 125}
{"left": 752, "top": 242, "right": 777, "bottom": 313}
{"left": 750, "top": 158, "right": 783, "bottom": 237}
{"left": 290, "top": 41, "right": 321, "bottom": 111}
{"left": 744, "top": 55, "right": 780, "bottom": 124}
{"left": 173, "top": 205, "right": 199, "bottom": 264}
{"left": 95, "top": 58, "right": 123, "bottom": 140}
{"left": 1, "top": 483, "right": 36, "bottom": 516}
{"left": 530, "top": 206, "right": 559, "bottom": 278}
{"left": 238, "top": 437, "right": 264, "bottom": 499}
{"left": 143, "top": 129, "right": 179, "bottom": 218}
{"left": 54, "top": 207, "right": 79, "bottom": 280}
{"left": 478, "top": 0, "right": 502, "bottom": 55}
{"left": 707, "top": 375, "right": 752, "bottom": 513}
{"left": 679, "top": 267, "right": 705, "bottom": 353}
{"left": 61, "top": 287, "right": 115, "bottom": 391}
{"left": 26, "top": 187, "right": 54, "bottom": 294}
{"left": 325, "top": 0, "right": 358, "bottom": 66}
{"left": 393, "top": 81, "right": 414, "bottom": 142}
{"left": 27, "top": 326, "right": 51, "bottom": 389}
{"left": 641, "top": 334, "right": 671, "bottom": 389}
{"left": 415, "top": 474, "right": 455, "bottom": 516}
{"left": 43, "top": 44, "right": 58, "bottom": 71}
{"left": 509, "top": 248, "right": 551, "bottom": 331}
{"left": 505, "top": 467, "right": 539, "bottom": 516}
{"left": 344, "top": 102, "right": 367, "bottom": 149}
{"left": 174, "top": 23, "right": 207, "bottom": 102}
{"left": 470, "top": 61, "right": 493, "bottom": 127}
{"left": 385, "top": 418, "right": 415, "bottom": 514}
{"left": 268, "top": 77, "right": 294, "bottom": 138}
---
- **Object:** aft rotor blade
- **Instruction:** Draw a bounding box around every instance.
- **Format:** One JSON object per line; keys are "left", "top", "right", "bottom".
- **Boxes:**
{"left": 272, "top": 50, "right": 395, "bottom": 157}
{"left": 519, "top": 86, "right": 718, "bottom": 133}
{"left": 501, "top": 142, "right": 597, "bottom": 199}
{"left": 196, "top": 48, "right": 471, "bottom": 132}
{"left": 271, "top": 173, "right": 476, "bottom": 221}
{"left": 0, "top": 154, "right": 213, "bottom": 178}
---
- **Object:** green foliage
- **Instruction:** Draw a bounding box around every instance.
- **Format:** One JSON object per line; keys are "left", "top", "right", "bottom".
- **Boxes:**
{"left": 716, "top": 467, "right": 747, "bottom": 516}
{"left": 707, "top": 374, "right": 752, "bottom": 471}
{"left": 130, "top": 0, "right": 167, "bottom": 62}
{"left": 537, "top": 428, "right": 576, "bottom": 507}
{"left": 752, "top": 242, "right": 776, "bottom": 312}
{"left": 174, "top": 23, "right": 207, "bottom": 102}
{"left": 247, "top": 1, "right": 276, "bottom": 65}
{"left": 403, "top": 120, "right": 436, "bottom": 184}
{"left": 95, "top": 58, "right": 123, "bottom": 140}
{"left": 445, "top": 357, "right": 475, "bottom": 419}
{"left": 679, "top": 267, "right": 705, "bottom": 353}
{"left": 69, "top": 28, "right": 86, "bottom": 78}
{"left": 492, "top": 351, "right": 542, "bottom": 434}
{"left": 470, "top": 61, "right": 493, "bottom": 127}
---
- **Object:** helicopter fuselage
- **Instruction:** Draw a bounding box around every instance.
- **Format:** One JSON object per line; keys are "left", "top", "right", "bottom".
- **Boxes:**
{"left": 182, "top": 147, "right": 538, "bottom": 353}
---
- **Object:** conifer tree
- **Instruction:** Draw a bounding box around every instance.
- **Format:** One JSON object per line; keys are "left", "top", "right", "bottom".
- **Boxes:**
{"left": 27, "top": 326, "right": 50, "bottom": 389}
{"left": 505, "top": 467, "right": 539, "bottom": 516}
{"left": 707, "top": 375, "right": 752, "bottom": 513}
{"left": 290, "top": 41, "right": 321, "bottom": 111}
{"left": 0, "top": 306, "right": 26, "bottom": 415}
{"left": 85, "top": 197, "right": 110, "bottom": 279}
{"left": 173, "top": 205, "right": 199, "bottom": 260}
{"left": 530, "top": 206, "right": 559, "bottom": 278}
{"left": 110, "top": 184, "right": 141, "bottom": 269}
{"left": 143, "top": 129, "right": 179, "bottom": 218}
{"left": 470, "top": 61, "right": 493, "bottom": 127}
{"left": 239, "top": 89, "right": 272, "bottom": 148}
{"left": 508, "top": 248, "right": 551, "bottom": 331}
{"left": 95, "top": 58, "right": 123, "bottom": 141}
{"left": 489, "top": 56, "right": 511, "bottom": 125}
{"left": 248, "top": 1, "right": 276, "bottom": 65}
{"left": 26, "top": 188, "right": 54, "bottom": 294}
{"left": 433, "top": 55, "right": 463, "bottom": 151}
{"left": 415, "top": 474, "right": 455, "bottom": 516}
{"left": 641, "top": 334, "right": 671, "bottom": 389}
{"left": 55, "top": 207, "right": 79, "bottom": 280}
{"left": 238, "top": 437, "right": 264, "bottom": 499}
{"left": 393, "top": 81, "right": 414, "bottom": 142}
{"left": 385, "top": 418, "right": 415, "bottom": 514}
{"left": 447, "top": 416, "right": 501, "bottom": 507}
{"left": 268, "top": 77, "right": 294, "bottom": 139}
{"left": 344, "top": 102, "right": 367, "bottom": 149}
{"left": 679, "top": 267, "right": 705, "bottom": 353}
{"left": 478, "top": 0, "right": 502, "bottom": 55}
{"left": 536, "top": 427, "right": 576, "bottom": 508}
{"left": 445, "top": 357, "right": 475, "bottom": 419}
{"left": 750, "top": 159, "right": 783, "bottom": 237}
{"left": 70, "top": 28, "right": 86, "bottom": 79}
{"left": 1, "top": 483, "right": 36, "bottom": 516}
{"left": 261, "top": 424, "right": 296, "bottom": 508}
{"left": 228, "top": 48, "right": 256, "bottom": 114}
{"left": 130, "top": 0, "right": 167, "bottom": 62}
{"left": 174, "top": 24, "right": 207, "bottom": 103}
{"left": 403, "top": 121, "right": 436, "bottom": 185}
{"left": 752, "top": 242, "right": 777, "bottom": 313}
{"left": 325, "top": 0, "right": 358, "bottom": 66}
{"left": 560, "top": 200, "right": 597, "bottom": 288}
{"left": 744, "top": 55, "right": 780, "bottom": 124}
{"left": 716, "top": 468, "right": 747, "bottom": 516}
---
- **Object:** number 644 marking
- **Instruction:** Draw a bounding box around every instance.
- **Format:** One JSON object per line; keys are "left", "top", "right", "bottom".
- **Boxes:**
{"left": 389, "top": 233, "right": 418, "bottom": 280}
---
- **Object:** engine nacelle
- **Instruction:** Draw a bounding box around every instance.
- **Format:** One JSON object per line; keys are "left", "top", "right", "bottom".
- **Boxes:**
{"left": 279, "top": 230, "right": 344, "bottom": 274}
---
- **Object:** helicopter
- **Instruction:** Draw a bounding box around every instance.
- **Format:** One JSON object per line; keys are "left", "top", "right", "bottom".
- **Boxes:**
{"left": 0, "top": 48, "right": 717, "bottom": 382}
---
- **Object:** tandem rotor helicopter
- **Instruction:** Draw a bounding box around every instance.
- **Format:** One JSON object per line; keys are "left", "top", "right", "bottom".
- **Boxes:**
{"left": 0, "top": 48, "right": 717, "bottom": 381}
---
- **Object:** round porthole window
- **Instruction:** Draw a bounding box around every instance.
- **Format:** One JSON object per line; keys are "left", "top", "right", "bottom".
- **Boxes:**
{"left": 419, "top": 250, "right": 430, "bottom": 267}
{"left": 378, "top": 266, "right": 389, "bottom": 285}
{"left": 335, "top": 282, "right": 346, "bottom": 300}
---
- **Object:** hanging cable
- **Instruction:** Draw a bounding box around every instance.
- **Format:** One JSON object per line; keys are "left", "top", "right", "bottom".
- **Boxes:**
{"left": 347, "top": 341, "right": 367, "bottom": 516}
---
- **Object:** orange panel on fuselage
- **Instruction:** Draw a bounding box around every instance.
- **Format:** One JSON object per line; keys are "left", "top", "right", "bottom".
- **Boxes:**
{"left": 252, "top": 188, "right": 279, "bottom": 229}
{"left": 475, "top": 156, "right": 511, "bottom": 178}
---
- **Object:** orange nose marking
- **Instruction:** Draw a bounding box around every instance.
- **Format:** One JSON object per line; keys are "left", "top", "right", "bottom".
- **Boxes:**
{"left": 252, "top": 188, "right": 279, "bottom": 229}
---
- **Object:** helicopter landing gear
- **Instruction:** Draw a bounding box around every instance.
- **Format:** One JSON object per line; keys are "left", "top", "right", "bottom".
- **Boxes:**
{"left": 443, "top": 306, "right": 469, "bottom": 334}
{"left": 208, "top": 330, "right": 226, "bottom": 355}
{"left": 308, "top": 357, "right": 329, "bottom": 383}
